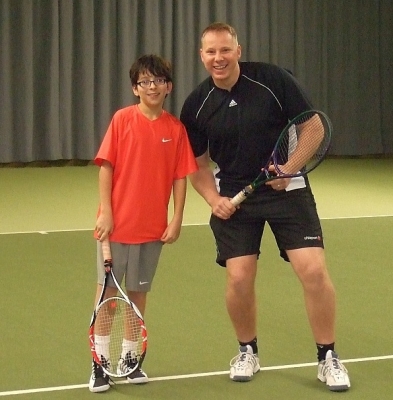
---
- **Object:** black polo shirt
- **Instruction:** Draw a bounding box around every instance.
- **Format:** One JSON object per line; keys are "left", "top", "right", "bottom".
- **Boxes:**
{"left": 180, "top": 62, "right": 313, "bottom": 189}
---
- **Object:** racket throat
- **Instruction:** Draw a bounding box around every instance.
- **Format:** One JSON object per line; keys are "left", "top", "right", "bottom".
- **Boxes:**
{"left": 243, "top": 185, "right": 255, "bottom": 196}
{"left": 239, "top": 186, "right": 255, "bottom": 200}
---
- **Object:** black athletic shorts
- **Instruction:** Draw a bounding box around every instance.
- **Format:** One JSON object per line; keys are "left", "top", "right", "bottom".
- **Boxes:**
{"left": 209, "top": 187, "right": 323, "bottom": 267}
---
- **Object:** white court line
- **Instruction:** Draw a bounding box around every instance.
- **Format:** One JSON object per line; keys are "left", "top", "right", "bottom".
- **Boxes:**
{"left": 0, "top": 355, "right": 392, "bottom": 397}
{"left": 1, "top": 215, "right": 391, "bottom": 396}
{"left": 321, "top": 214, "right": 393, "bottom": 220}
{"left": 0, "top": 214, "right": 392, "bottom": 236}
{"left": 0, "top": 228, "right": 93, "bottom": 235}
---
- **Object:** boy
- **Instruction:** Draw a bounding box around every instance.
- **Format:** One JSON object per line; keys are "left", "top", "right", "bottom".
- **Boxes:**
{"left": 89, "top": 54, "right": 198, "bottom": 393}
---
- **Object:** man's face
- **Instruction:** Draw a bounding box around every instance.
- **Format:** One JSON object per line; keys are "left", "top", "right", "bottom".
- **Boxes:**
{"left": 200, "top": 30, "right": 241, "bottom": 89}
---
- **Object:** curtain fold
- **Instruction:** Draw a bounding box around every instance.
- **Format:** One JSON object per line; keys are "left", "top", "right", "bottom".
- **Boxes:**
{"left": 1, "top": 0, "right": 392, "bottom": 163}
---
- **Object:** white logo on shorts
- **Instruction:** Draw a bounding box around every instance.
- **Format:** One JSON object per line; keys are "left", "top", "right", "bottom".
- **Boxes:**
{"left": 304, "top": 236, "right": 321, "bottom": 241}
{"left": 139, "top": 281, "right": 149, "bottom": 285}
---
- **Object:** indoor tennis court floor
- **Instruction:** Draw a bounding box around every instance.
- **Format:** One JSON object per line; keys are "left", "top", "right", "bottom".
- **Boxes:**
{"left": 1, "top": 158, "right": 392, "bottom": 399}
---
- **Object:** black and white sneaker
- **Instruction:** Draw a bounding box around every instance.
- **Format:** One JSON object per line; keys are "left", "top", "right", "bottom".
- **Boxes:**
{"left": 117, "top": 352, "right": 149, "bottom": 384}
{"left": 88, "top": 357, "right": 111, "bottom": 393}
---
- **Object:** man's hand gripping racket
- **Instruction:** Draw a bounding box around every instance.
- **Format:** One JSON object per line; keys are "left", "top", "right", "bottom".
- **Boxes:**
{"left": 89, "top": 239, "right": 147, "bottom": 378}
{"left": 231, "top": 110, "right": 332, "bottom": 206}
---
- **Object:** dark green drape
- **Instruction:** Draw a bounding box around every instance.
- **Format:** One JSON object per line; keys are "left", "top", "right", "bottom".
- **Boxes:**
{"left": 1, "top": 0, "right": 392, "bottom": 162}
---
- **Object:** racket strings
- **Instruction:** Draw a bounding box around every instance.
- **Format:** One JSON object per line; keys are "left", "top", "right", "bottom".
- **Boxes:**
{"left": 231, "top": 110, "right": 332, "bottom": 206}
{"left": 94, "top": 298, "right": 145, "bottom": 375}
{"left": 276, "top": 112, "right": 331, "bottom": 174}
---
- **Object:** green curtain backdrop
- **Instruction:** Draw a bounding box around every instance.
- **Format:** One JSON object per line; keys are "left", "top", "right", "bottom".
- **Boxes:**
{"left": 1, "top": 0, "right": 392, "bottom": 163}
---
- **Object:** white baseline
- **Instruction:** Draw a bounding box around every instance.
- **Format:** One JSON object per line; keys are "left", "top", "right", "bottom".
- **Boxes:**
{"left": 0, "top": 355, "right": 392, "bottom": 397}
{"left": 0, "top": 214, "right": 392, "bottom": 236}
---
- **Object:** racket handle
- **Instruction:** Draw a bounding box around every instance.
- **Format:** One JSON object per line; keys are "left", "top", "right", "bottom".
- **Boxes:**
{"left": 230, "top": 186, "right": 254, "bottom": 206}
{"left": 101, "top": 238, "right": 112, "bottom": 261}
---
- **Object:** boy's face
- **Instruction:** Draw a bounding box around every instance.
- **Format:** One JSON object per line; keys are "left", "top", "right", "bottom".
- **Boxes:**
{"left": 132, "top": 72, "right": 172, "bottom": 108}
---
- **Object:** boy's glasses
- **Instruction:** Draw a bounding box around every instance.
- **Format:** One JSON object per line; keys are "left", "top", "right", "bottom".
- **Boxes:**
{"left": 136, "top": 78, "right": 167, "bottom": 88}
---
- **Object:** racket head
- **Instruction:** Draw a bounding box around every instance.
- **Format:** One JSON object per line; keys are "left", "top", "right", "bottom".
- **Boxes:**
{"left": 230, "top": 109, "right": 332, "bottom": 206}
{"left": 89, "top": 238, "right": 147, "bottom": 377}
{"left": 89, "top": 296, "right": 147, "bottom": 378}
{"left": 272, "top": 109, "right": 332, "bottom": 176}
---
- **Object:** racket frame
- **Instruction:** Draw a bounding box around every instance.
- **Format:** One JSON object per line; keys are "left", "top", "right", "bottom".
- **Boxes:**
{"left": 231, "top": 109, "right": 332, "bottom": 206}
{"left": 89, "top": 239, "right": 147, "bottom": 378}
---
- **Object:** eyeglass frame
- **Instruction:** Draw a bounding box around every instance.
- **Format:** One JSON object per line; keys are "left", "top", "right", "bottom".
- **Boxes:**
{"left": 136, "top": 78, "right": 168, "bottom": 88}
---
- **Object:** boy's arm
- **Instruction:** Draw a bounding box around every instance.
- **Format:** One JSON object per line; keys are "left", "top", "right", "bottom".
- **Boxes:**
{"left": 161, "top": 177, "right": 187, "bottom": 244}
{"left": 95, "top": 160, "right": 114, "bottom": 241}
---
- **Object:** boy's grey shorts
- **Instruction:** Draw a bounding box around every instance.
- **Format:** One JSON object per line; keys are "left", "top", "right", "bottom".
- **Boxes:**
{"left": 96, "top": 240, "right": 163, "bottom": 292}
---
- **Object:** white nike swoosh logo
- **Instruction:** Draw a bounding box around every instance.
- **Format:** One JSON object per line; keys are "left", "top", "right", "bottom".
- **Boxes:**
{"left": 139, "top": 281, "right": 149, "bottom": 285}
{"left": 162, "top": 138, "right": 172, "bottom": 142}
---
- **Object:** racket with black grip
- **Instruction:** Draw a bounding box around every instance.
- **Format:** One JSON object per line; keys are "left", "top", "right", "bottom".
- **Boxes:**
{"left": 231, "top": 110, "right": 332, "bottom": 206}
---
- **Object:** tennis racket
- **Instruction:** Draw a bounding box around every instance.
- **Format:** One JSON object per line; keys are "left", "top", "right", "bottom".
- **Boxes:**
{"left": 89, "top": 239, "right": 147, "bottom": 378}
{"left": 231, "top": 109, "right": 332, "bottom": 206}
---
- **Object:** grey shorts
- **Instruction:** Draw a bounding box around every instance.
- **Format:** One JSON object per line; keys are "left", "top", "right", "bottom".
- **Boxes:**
{"left": 210, "top": 187, "right": 323, "bottom": 267}
{"left": 96, "top": 241, "right": 163, "bottom": 292}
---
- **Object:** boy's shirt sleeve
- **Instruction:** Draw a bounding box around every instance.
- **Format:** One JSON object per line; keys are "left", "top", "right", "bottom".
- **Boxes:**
{"left": 94, "top": 113, "right": 119, "bottom": 167}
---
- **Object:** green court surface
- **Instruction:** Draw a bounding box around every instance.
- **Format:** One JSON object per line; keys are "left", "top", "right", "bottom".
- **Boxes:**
{"left": 0, "top": 158, "right": 392, "bottom": 399}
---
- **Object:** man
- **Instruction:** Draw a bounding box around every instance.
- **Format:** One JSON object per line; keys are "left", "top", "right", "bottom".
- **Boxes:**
{"left": 180, "top": 22, "right": 350, "bottom": 392}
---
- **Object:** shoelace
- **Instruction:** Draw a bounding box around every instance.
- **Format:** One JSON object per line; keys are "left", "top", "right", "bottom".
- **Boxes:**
{"left": 92, "top": 362, "right": 107, "bottom": 379}
{"left": 324, "top": 357, "right": 348, "bottom": 376}
{"left": 230, "top": 352, "right": 257, "bottom": 368}
{"left": 119, "top": 356, "right": 138, "bottom": 373}
{"left": 92, "top": 362, "right": 115, "bottom": 385}
{"left": 92, "top": 356, "right": 112, "bottom": 379}
{"left": 101, "top": 356, "right": 111, "bottom": 371}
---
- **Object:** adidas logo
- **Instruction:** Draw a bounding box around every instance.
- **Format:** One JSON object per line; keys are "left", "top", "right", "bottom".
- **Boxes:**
{"left": 229, "top": 99, "right": 237, "bottom": 107}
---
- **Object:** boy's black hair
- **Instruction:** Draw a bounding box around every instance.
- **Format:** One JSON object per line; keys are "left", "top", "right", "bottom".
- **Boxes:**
{"left": 129, "top": 54, "right": 172, "bottom": 86}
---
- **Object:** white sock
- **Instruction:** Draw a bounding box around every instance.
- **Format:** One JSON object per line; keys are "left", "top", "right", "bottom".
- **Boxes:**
{"left": 95, "top": 335, "right": 110, "bottom": 360}
{"left": 121, "top": 339, "right": 138, "bottom": 359}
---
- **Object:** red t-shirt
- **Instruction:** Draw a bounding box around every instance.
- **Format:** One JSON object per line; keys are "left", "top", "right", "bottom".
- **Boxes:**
{"left": 95, "top": 105, "right": 198, "bottom": 243}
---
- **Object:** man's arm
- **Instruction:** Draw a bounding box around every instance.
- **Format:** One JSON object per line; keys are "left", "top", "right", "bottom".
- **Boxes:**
{"left": 281, "top": 114, "right": 325, "bottom": 175}
{"left": 190, "top": 151, "right": 236, "bottom": 220}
